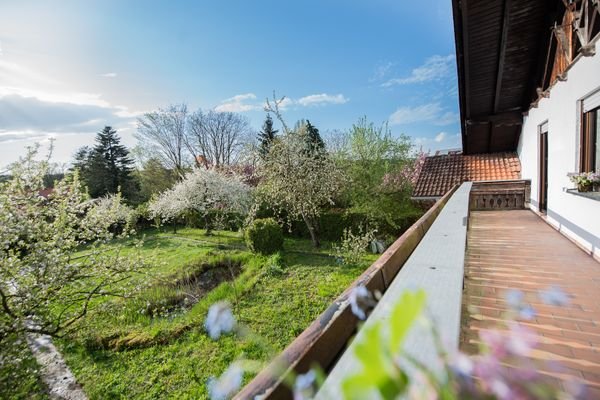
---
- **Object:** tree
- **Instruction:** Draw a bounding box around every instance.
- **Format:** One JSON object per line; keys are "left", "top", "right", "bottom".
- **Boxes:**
{"left": 258, "top": 114, "right": 278, "bottom": 159}
{"left": 340, "top": 117, "right": 417, "bottom": 231}
{"left": 293, "top": 119, "right": 326, "bottom": 159}
{"left": 73, "top": 127, "right": 138, "bottom": 201}
{"left": 136, "top": 157, "right": 178, "bottom": 202}
{"left": 136, "top": 104, "right": 190, "bottom": 178}
{"left": 186, "top": 110, "right": 252, "bottom": 167}
{"left": 258, "top": 132, "right": 345, "bottom": 247}
{"left": 149, "top": 168, "right": 252, "bottom": 234}
{"left": 304, "top": 120, "right": 325, "bottom": 152}
{"left": 0, "top": 146, "right": 145, "bottom": 341}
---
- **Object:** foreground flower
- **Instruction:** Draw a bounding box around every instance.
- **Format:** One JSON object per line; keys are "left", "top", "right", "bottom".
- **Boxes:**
{"left": 348, "top": 285, "right": 374, "bottom": 320}
{"left": 450, "top": 351, "right": 474, "bottom": 380}
{"left": 293, "top": 369, "right": 317, "bottom": 400}
{"left": 504, "top": 289, "right": 536, "bottom": 320}
{"left": 540, "top": 285, "right": 569, "bottom": 306}
{"left": 506, "top": 322, "right": 537, "bottom": 356}
{"left": 207, "top": 363, "right": 243, "bottom": 400}
{"left": 205, "top": 302, "right": 236, "bottom": 340}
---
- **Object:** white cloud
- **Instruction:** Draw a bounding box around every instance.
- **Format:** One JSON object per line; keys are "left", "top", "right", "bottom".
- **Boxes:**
{"left": 382, "top": 54, "right": 454, "bottom": 87}
{"left": 0, "top": 94, "right": 135, "bottom": 139}
{"left": 273, "top": 96, "right": 294, "bottom": 110}
{"left": 0, "top": 40, "right": 3, "bottom": 56}
{"left": 434, "top": 111, "right": 459, "bottom": 126}
{"left": 215, "top": 92, "right": 347, "bottom": 113}
{"left": 389, "top": 103, "right": 458, "bottom": 126}
{"left": 389, "top": 103, "right": 442, "bottom": 125}
{"left": 369, "top": 61, "right": 393, "bottom": 82}
{"left": 413, "top": 133, "right": 461, "bottom": 152}
{"left": 101, "top": 72, "right": 117, "bottom": 78}
{"left": 297, "top": 93, "right": 348, "bottom": 107}
{"left": 0, "top": 130, "right": 47, "bottom": 143}
{"left": 215, "top": 93, "right": 261, "bottom": 112}
{"left": 0, "top": 59, "right": 139, "bottom": 165}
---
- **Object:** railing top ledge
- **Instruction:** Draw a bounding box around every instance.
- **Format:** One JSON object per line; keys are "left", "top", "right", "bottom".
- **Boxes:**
{"left": 234, "top": 185, "right": 462, "bottom": 399}
{"left": 315, "top": 182, "right": 472, "bottom": 399}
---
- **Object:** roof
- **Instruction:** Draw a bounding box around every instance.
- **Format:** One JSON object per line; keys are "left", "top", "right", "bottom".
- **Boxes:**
{"left": 452, "top": 0, "right": 562, "bottom": 154}
{"left": 38, "top": 188, "right": 54, "bottom": 199}
{"left": 412, "top": 152, "right": 521, "bottom": 198}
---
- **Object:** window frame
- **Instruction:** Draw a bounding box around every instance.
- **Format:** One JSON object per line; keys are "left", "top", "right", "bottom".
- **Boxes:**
{"left": 580, "top": 105, "right": 599, "bottom": 173}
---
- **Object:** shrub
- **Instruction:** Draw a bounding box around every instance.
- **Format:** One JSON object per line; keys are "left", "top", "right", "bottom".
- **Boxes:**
{"left": 331, "top": 227, "right": 377, "bottom": 266}
{"left": 288, "top": 208, "right": 422, "bottom": 242}
{"left": 245, "top": 218, "right": 284, "bottom": 255}
{"left": 264, "top": 253, "right": 285, "bottom": 277}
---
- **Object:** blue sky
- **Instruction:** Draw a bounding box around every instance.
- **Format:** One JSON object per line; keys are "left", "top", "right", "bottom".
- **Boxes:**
{"left": 0, "top": 0, "right": 460, "bottom": 166}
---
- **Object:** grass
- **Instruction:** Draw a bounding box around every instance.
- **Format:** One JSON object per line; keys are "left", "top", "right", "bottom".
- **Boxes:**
{"left": 51, "top": 227, "right": 376, "bottom": 399}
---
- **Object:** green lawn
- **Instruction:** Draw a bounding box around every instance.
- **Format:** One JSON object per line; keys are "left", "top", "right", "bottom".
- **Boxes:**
{"left": 53, "top": 228, "right": 375, "bottom": 399}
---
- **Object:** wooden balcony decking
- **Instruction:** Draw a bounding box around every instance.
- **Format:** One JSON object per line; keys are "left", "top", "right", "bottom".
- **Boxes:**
{"left": 462, "top": 210, "right": 600, "bottom": 396}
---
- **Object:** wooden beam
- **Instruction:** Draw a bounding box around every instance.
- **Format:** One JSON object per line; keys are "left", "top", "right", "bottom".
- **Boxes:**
{"left": 460, "top": 0, "right": 471, "bottom": 120}
{"left": 494, "top": 0, "right": 511, "bottom": 114}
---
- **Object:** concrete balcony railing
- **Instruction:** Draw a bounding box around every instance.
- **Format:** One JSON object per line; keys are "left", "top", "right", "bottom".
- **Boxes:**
{"left": 236, "top": 179, "right": 531, "bottom": 399}
{"left": 469, "top": 179, "right": 531, "bottom": 210}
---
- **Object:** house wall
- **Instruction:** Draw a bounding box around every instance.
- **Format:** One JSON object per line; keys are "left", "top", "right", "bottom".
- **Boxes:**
{"left": 517, "top": 46, "right": 600, "bottom": 260}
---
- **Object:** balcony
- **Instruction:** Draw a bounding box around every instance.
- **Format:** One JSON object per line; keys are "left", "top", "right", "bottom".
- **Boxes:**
{"left": 236, "top": 179, "right": 600, "bottom": 399}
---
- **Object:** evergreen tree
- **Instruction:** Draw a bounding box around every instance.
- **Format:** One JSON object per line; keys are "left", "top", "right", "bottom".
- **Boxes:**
{"left": 294, "top": 119, "right": 326, "bottom": 157}
{"left": 304, "top": 120, "right": 325, "bottom": 152}
{"left": 72, "top": 146, "right": 91, "bottom": 176}
{"left": 73, "top": 127, "right": 139, "bottom": 201}
{"left": 258, "top": 114, "right": 278, "bottom": 158}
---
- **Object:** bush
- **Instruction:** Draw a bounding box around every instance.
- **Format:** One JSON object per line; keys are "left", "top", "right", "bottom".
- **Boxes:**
{"left": 331, "top": 227, "right": 377, "bottom": 266}
{"left": 264, "top": 253, "right": 286, "bottom": 277}
{"left": 245, "top": 218, "right": 284, "bottom": 255}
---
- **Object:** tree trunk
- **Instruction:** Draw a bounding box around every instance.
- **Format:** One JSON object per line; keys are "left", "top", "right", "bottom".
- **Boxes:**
{"left": 204, "top": 214, "right": 212, "bottom": 236}
{"left": 302, "top": 213, "right": 320, "bottom": 248}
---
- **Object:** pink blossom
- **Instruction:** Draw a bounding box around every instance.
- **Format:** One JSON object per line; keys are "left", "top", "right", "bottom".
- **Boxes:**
{"left": 473, "top": 354, "right": 501, "bottom": 381}
{"left": 480, "top": 329, "right": 507, "bottom": 358}
{"left": 506, "top": 322, "right": 537, "bottom": 357}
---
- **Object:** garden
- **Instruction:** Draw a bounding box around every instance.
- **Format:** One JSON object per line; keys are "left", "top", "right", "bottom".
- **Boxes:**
{"left": 55, "top": 228, "right": 376, "bottom": 399}
{"left": 0, "top": 104, "right": 425, "bottom": 399}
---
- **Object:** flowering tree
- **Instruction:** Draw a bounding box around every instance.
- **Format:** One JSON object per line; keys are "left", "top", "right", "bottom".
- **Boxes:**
{"left": 149, "top": 167, "right": 252, "bottom": 233}
{"left": 0, "top": 147, "right": 146, "bottom": 341}
{"left": 258, "top": 132, "right": 345, "bottom": 247}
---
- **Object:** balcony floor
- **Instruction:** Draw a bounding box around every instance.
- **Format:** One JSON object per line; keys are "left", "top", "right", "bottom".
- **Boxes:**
{"left": 461, "top": 210, "right": 600, "bottom": 395}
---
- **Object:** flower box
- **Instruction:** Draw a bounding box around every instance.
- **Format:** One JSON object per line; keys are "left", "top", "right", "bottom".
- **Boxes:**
{"left": 568, "top": 171, "right": 600, "bottom": 193}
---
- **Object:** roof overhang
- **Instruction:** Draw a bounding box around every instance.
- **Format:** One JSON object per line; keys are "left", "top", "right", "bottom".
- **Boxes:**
{"left": 452, "top": 0, "right": 562, "bottom": 154}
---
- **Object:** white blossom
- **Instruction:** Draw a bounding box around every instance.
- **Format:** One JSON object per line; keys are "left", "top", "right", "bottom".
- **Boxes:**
{"left": 149, "top": 168, "right": 252, "bottom": 224}
{"left": 205, "top": 302, "right": 236, "bottom": 340}
{"left": 207, "top": 363, "right": 243, "bottom": 400}
{"left": 293, "top": 370, "right": 317, "bottom": 400}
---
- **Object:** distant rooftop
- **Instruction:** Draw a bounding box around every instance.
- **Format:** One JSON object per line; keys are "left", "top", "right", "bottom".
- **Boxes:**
{"left": 413, "top": 152, "right": 521, "bottom": 198}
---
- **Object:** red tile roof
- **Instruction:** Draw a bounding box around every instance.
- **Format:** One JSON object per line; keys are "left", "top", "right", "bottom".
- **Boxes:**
{"left": 413, "top": 152, "right": 521, "bottom": 198}
{"left": 38, "top": 188, "right": 54, "bottom": 199}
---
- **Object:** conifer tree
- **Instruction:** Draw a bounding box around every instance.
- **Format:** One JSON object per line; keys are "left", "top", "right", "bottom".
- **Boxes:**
{"left": 73, "top": 126, "right": 139, "bottom": 200}
{"left": 258, "top": 114, "right": 278, "bottom": 158}
{"left": 304, "top": 120, "right": 325, "bottom": 152}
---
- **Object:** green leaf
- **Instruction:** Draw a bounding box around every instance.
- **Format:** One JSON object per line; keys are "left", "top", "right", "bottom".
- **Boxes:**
{"left": 388, "top": 289, "right": 426, "bottom": 354}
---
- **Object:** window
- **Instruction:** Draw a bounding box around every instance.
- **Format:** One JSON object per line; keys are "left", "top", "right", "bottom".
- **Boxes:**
{"left": 580, "top": 91, "right": 600, "bottom": 172}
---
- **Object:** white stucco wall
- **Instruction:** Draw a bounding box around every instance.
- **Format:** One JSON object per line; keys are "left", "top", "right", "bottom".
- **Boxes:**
{"left": 517, "top": 46, "right": 600, "bottom": 260}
